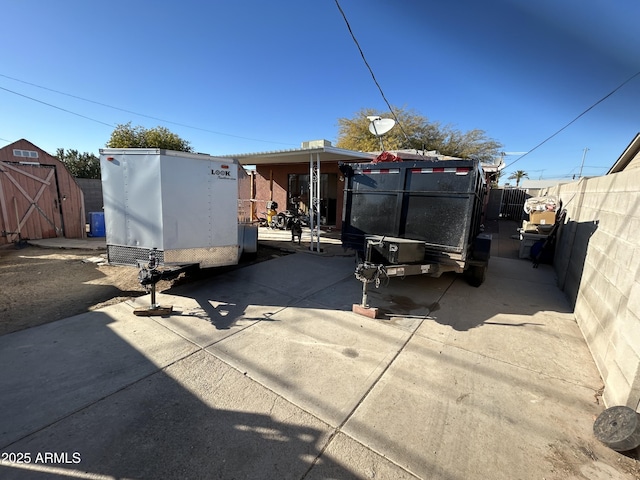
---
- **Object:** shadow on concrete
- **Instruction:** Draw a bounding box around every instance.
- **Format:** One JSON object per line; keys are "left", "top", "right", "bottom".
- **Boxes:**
{"left": 0, "top": 311, "right": 362, "bottom": 480}
{"left": 367, "top": 262, "right": 565, "bottom": 332}
{"left": 555, "top": 218, "right": 600, "bottom": 307}
{"left": 150, "top": 220, "right": 576, "bottom": 335}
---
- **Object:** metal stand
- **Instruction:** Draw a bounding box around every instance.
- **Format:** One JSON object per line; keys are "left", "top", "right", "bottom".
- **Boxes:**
{"left": 352, "top": 239, "right": 383, "bottom": 318}
{"left": 134, "top": 248, "right": 173, "bottom": 316}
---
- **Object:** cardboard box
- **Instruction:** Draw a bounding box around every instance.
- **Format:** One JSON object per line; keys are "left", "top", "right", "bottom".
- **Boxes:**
{"left": 529, "top": 211, "right": 556, "bottom": 225}
{"left": 521, "top": 220, "right": 538, "bottom": 233}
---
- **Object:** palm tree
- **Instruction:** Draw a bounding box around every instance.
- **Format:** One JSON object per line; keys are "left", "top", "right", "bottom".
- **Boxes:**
{"left": 508, "top": 170, "right": 529, "bottom": 187}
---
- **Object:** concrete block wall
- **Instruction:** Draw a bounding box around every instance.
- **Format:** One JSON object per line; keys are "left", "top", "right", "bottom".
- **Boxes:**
{"left": 545, "top": 170, "right": 640, "bottom": 409}
{"left": 75, "top": 178, "right": 103, "bottom": 223}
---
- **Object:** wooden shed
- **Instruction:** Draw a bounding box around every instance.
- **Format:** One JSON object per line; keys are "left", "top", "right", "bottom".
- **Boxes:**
{"left": 0, "top": 139, "right": 85, "bottom": 245}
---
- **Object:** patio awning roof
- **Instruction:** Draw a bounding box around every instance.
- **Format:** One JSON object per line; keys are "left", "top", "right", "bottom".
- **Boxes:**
{"left": 223, "top": 145, "right": 375, "bottom": 165}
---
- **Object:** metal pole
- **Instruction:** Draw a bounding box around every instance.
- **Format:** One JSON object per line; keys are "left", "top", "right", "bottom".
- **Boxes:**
{"left": 316, "top": 153, "right": 321, "bottom": 252}
{"left": 309, "top": 153, "right": 314, "bottom": 251}
{"left": 309, "top": 152, "right": 322, "bottom": 252}
{"left": 361, "top": 280, "right": 369, "bottom": 307}
{"left": 150, "top": 282, "right": 157, "bottom": 309}
{"left": 579, "top": 147, "right": 589, "bottom": 178}
{"left": 371, "top": 122, "right": 384, "bottom": 151}
{"left": 361, "top": 239, "right": 374, "bottom": 307}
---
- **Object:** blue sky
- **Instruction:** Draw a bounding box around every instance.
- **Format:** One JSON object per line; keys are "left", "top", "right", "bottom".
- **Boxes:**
{"left": 1, "top": 0, "right": 639, "bottom": 182}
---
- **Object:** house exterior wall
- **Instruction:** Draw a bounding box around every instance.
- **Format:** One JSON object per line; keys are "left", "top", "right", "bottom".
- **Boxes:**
{"left": 626, "top": 150, "right": 640, "bottom": 171}
{"left": 254, "top": 162, "right": 346, "bottom": 229}
{"left": 544, "top": 170, "right": 640, "bottom": 409}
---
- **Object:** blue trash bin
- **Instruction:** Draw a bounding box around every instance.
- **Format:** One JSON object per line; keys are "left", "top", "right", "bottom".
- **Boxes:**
{"left": 88, "top": 212, "right": 105, "bottom": 237}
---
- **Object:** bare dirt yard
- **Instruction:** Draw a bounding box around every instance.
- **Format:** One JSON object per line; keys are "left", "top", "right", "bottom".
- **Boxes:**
{"left": 0, "top": 242, "right": 287, "bottom": 337}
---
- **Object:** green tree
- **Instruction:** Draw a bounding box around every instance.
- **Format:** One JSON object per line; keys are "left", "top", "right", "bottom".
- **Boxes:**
{"left": 56, "top": 148, "right": 101, "bottom": 179}
{"left": 507, "top": 170, "right": 529, "bottom": 187}
{"left": 336, "top": 106, "right": 502, "bottom": 162}
{"left": 106, "top": 122, "right": 193, "bottom": 152}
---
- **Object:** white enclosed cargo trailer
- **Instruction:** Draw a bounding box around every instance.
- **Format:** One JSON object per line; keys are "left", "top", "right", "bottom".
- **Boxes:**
{"left": 99, "top": 148, "right": 257, "bottom": 268}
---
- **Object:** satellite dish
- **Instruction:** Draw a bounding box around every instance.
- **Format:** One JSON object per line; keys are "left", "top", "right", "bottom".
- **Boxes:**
{"left": 368, "top": 118, "right": 396, "bottom": 136}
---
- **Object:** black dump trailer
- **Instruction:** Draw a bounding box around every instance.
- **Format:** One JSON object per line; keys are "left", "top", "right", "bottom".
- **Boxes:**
{"left": 340, "top": 158, "right": 492, "bottom": 314}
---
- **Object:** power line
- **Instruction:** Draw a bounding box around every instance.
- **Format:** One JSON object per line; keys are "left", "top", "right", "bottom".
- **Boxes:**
{"left": 0, "top": 86, "right": 115, "bottom": 128}
{"left": 334, "top": 0, "right": 412, "bottom": 145}
{"left": 0, "top": 73, "right": 296, "bottom": 146}
{"left": 505, "top": 70, "right": 640, "bottom": 169}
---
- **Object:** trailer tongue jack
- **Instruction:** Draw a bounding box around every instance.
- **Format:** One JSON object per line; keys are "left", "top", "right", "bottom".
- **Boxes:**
{"left": 133, "top": 248, "right": 174, "bottom": 317}
{"left": 352, "top": 237, "right": 388, "bottom": 319}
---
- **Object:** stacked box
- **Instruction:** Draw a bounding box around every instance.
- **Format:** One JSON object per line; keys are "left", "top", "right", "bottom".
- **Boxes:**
{"left": 521, "top": 220, "right": 538, "bottom": 233}
{"left": 530, "top": 210, "right": 556, "bottom": 225}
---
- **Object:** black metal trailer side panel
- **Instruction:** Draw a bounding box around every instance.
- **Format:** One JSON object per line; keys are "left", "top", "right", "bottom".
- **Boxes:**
{"left": 341, "top": 160, "right": 486, "bottom": 260}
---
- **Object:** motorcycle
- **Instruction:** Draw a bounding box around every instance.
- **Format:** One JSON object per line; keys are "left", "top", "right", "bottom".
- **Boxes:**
{"left": 259, "top": 198, "right": 309, "bottom": 243}
{"left": 259, "top": 201, "right": 281, "bottom": 229}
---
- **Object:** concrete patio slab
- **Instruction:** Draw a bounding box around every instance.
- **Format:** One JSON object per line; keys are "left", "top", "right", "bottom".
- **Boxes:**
{"left": 1, "top": 239, "right": 638, "bottom": 479}
{"left": 207, "top": 304, "right": 410, "bottom": 427}
{"left": 0, "top": 302, "right": 198, "bottom": 447}
{"left": 364, "top": 271, "right": 458, "bottom": 320}
{"left": 127, "top": 276, "right": 296, "bottom": 348}
{"left": 306, "top": 270, "right": 457, "bottom": 330}
{"left": 0, "top": 351, "right": 337, "bottom": 480}
{"left": 342, "top": 334, "right": 620, "bottom": 480}
{"left": 221, "top": 252, "right": 354, "bottom": 298}
{"left": 414, "top": 257, "right": 602, "bottom": 387}
{"left": 305, "top": 432, "right": 420, "bottom": 480}
{"left": 27, "top": 238, "right": 106, "bottom": 250}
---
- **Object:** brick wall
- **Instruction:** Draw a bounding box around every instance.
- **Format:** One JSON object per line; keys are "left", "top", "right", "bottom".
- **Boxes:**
{"left": 254, "top": 163, "right": 346, "bottom": 229}
{"left": 545, "top": 170, "right": 640, "bottom": 408}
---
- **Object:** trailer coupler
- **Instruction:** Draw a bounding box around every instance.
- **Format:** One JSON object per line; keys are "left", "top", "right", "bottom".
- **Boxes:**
{"left": 134, "top": 248, "right": 174, "bottom": 317}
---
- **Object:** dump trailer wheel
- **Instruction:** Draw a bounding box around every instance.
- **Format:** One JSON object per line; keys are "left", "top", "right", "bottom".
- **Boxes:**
{"left": 466, "top": 264, "right": 487, "bottom": 287}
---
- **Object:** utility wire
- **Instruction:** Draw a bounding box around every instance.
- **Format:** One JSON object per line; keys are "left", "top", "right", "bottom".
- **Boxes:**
{"left": 0, "top": 85, "right": 115, "bottom": 128}
{"left": 334, "top": 0, "right": 412, "bottom": 146}
{"left": 505, "top": 69, "right": 640, "bottom": 169}
{"left": 0, "top": 73, "right": 295, "bottom": 146}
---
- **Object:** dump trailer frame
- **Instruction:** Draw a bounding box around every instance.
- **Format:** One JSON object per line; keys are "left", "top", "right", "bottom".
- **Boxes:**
{"left": 340, "top": 158, "right": 491, "bottom": 316}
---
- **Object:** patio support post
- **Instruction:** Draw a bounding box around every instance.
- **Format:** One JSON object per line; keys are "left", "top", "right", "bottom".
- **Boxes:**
{"left": 309, "top": 152, "right": 321, "bottom": 252}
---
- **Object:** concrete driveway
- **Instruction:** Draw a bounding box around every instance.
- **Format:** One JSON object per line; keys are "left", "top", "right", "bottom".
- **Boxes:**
{"left": 0, "top": 235, "right": 636, "bottom": 479}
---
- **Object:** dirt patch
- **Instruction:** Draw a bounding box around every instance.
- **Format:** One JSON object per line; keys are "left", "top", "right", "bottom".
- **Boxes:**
{"left": 0, "top": 242, "right": 289, "bottom": 337}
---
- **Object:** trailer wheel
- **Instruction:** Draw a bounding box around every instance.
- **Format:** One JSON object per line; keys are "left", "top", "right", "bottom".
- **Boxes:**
{"left": 466, "top": 264, "right": 486, "bottom": 287}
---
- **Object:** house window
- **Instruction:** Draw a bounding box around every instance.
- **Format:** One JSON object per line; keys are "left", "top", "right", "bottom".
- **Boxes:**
{"left": 13, "top": 149, "right": 39, "bottom": 159}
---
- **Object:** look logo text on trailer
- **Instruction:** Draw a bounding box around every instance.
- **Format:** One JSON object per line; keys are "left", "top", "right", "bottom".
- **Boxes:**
{"left": 212, "top": 164, "right": 234, "bottom": 179}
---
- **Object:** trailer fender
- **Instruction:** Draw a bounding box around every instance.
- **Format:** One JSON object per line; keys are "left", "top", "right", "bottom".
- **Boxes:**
{"left": 472, "top": 233, "right": 492, "bottom": 262}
